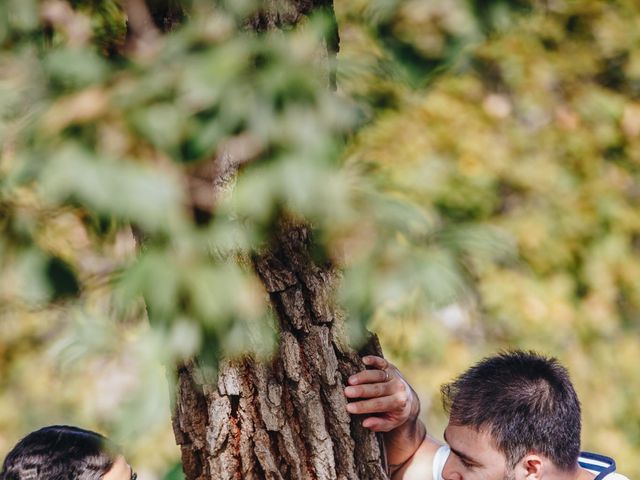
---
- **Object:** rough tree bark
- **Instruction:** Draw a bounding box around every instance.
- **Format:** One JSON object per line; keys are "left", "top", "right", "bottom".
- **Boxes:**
{"left": 166, "top": 2, "right": 390, "bottom": 479}
{"left": 173, "top": 224, "right": 389, "bottom": 480}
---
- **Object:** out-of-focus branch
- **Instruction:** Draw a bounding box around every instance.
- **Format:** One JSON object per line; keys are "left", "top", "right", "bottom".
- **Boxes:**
{"left": 187, "top": 133, "right": 266, "bottom": 224}
{"left": 41, "top": 0, "right": 92, "bottom": 47}
{"left": 123, "top": 0, "right": 161, "bottom": 58}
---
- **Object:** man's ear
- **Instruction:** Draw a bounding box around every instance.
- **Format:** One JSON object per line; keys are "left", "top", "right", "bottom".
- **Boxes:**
{"left": 514, "top": 453, "right": 543, "bottom": 480}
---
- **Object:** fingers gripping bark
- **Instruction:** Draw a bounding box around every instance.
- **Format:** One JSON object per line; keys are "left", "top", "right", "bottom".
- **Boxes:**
{"left": 344, "top": 356, "right": 416, "bottom": 433}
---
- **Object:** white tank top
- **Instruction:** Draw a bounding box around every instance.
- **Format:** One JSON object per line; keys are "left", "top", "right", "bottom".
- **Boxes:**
{"left": 432, "top": 445, "right": 449, "bottom": 480}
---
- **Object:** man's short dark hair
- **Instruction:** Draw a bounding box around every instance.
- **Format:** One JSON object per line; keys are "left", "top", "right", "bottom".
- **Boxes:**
{"left": 441, "top": 350, "right": 581, "bottom": 471}
{"left": 0, "top": 425, "right": 118, "bottom": 480}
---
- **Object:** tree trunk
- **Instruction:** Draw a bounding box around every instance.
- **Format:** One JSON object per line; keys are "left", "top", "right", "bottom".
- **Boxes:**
{"left": 173, "top": 225, "right": 388, "bottom": 480}
{"left": 168, "top": 2, "right": 389, "bottom": 479}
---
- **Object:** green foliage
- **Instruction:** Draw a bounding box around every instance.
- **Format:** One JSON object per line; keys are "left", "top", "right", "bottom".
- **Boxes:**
{"left": 2, "top": 0, "right": 477, "bottom": 356}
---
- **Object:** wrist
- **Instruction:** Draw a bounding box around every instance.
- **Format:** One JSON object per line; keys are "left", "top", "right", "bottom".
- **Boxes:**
{"left": 384, "top": 418, "right": 427, "bottom": 475}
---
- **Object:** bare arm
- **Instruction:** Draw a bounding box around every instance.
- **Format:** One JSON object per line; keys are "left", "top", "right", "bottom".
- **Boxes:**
{"left": 344, "top": 356, "right": 442, "bottom": 479}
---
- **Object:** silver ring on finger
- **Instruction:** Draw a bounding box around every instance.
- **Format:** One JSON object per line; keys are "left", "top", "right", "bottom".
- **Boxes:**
{"left": 383, "top": 369, "right": 389, "bottom": 382}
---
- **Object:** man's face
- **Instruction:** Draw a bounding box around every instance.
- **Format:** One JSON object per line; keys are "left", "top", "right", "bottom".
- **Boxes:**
{"left": 442, "top": 424, "right": 515, "bottom": 480}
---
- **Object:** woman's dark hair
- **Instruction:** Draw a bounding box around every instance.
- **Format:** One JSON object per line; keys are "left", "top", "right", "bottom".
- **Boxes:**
{"left": 0, "top": 425, "right": 118, "bottom": 480}
{"left": 441, "top": 350, "right": 582, "bottom": 471}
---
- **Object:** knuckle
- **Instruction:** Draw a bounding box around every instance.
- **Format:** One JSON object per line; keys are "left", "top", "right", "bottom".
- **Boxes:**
{"left": 392, "top": 392, "right": 408, "bottom": 409}
{"left": 391, "top": 379, "right": 404, "bottom": 393}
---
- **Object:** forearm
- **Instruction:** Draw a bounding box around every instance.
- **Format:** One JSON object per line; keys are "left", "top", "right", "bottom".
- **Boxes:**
{"left": 343, "top": 356, "right": 434, "bottom": 478}
{"left": 384, "top": 384, "right": 426, "bottom": 475}
{"left": 385, "top": 415, "right": 427, "bottom": 475}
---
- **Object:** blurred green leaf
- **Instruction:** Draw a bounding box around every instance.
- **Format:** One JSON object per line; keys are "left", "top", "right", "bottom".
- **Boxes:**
{"left": 39, "top": 144, "right": 183, "bottom": 231}
{"left": 163, "top": 462, "right": 185, "bottom": 480}
{"left": 45, "top": 48, "right": 110, "bottom": 89}
{"left": 3, "top": 0, "right": 39, "bottom": 36}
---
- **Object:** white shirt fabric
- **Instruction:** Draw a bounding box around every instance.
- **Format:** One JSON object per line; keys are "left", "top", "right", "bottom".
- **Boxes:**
{"left": 431, "top": 446, "right": 629, "bottom": 480}
{"left": 432, "top": 445, "right": 449, "bottom": 480}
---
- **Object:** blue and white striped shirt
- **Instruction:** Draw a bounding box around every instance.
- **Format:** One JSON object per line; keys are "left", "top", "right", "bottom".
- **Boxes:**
{"left": 579, "top": 452, "right": 628, "bottom": 480}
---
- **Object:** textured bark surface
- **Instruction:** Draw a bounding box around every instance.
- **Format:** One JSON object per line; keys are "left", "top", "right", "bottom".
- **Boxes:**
{"left": 171, "top": 1, "right": 388, "bottom": 479}
{"left": 173, "top": 225, "right": 389, "bottom": 480}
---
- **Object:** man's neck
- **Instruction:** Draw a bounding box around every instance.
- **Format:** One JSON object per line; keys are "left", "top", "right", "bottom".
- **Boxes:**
{"left": 573, "top": 466, "right": 596, "bottom": 480}
{"left": 579, "top": 467, "right": 597, "bottom": 480}
{"left": 549, "top": 464, "right": 596, "bottom": 480}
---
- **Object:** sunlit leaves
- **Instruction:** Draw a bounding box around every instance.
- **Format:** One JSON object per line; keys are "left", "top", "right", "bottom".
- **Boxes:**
{"left": 39, "top": 144, "right": 183, "bottom": 231}
{"left": 338, "top": 0, "right": 532, "bottom": 98}
{"left": 0, "top": 0, "right": 567, "bottom": 376}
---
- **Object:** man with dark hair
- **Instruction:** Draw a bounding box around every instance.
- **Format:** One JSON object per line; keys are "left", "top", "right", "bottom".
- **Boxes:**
{"left": 0, "top": 425, "right": 136, "bottom": 480}
{"left": 345, "top": 350, "right": 628, "bottom": 480}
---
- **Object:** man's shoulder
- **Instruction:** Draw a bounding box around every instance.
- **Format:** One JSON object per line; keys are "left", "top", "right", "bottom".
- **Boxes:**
{"left": 579, "top": 452, "right": 628, "bottom": 480}
{"left": 391, "top": 436, "right": 443, "bottom": 480}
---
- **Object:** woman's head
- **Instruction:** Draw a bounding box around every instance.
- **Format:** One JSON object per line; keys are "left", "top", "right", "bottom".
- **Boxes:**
{"left": 0, "top": 425, "right": 134, "bottom": 480}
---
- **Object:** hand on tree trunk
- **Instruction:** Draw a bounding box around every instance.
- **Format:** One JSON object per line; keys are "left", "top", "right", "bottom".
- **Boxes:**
{"left": 344, "top": 355, "right": 427, "bottom": 474}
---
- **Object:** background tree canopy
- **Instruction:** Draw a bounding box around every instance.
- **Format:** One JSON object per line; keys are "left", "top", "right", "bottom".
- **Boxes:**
{"left": 1, "top": 0, "right": 639, "bottom": 478}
